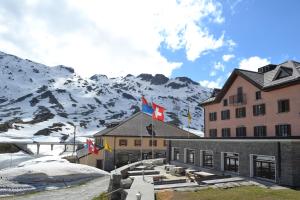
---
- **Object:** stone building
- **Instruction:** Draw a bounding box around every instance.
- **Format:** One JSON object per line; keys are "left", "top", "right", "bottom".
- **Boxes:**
{"left": 79, "top": 112, "right": 199, "bottom": 171}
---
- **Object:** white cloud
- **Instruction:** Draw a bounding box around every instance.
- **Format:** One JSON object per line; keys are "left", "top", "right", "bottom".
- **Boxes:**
{"left": 199, "top": 77, "right": 222, "bottom": 88}
{"left": 209, "top": 70, "right": 217, "bottom": 76}
{"left": 238, "top": 56, "right": 270, "bottom": 72}
{"left": 222, "top": 54, "right": 235, "bottom": 62}
{"left": 214, "top": 62, "right": 225, "bottom": 71}
{"left": 0, "top": 0, "right": 229, "bottom": 78}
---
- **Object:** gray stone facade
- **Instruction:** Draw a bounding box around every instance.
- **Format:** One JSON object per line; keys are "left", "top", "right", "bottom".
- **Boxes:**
{"left": 104, "top": 149, "right": 167, "bottom": 171}
{"left": 168, "top": 139, "right": 300, "bottom": 187}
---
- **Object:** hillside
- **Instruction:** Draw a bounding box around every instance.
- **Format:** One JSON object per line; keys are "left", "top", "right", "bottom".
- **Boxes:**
{"left": 0, "top": 51, "right": 211, "bottom": 142}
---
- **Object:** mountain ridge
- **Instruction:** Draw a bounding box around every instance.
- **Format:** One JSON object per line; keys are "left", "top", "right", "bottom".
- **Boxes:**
{"left": 0, "top": 51, "right": 211, "bottom": 142}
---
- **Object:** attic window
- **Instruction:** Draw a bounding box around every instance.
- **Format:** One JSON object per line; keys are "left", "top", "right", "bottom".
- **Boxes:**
{"left": 274, "top": 67, "right": 293, "bottom": 80}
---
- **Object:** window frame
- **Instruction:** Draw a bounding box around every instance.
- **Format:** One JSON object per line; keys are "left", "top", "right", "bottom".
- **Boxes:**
{"left": 149, "top": 140, "right": 157, "bottom": 147}
{"left": 278, "top": 99, "right": 290, "bottom": 113}
{"left": 255, "top": 91, "right": 262, "bottom": 100}
{"left": 254, "top": 126, "right": 267, "bottom": 137}
{"left": 253, "top": 155, "right": 276, "bottom": 181}
{"left": 253, "top": 104, "right": 266, "bottom": 116}
{"left": 221, "top": 128, "right": 231, "bottom": 137}
{"left": 209, "top": 129, "right": 217, "bottom": 138}
{"left": 236, "top": 107, "right": 246, "bottom": 118}
{"left": 203, "top": 150, "right": 213, "bottom": 168}
{"left": 221, "top": 109, "right": 230, "bottom": 120}
{"left": 186, "top": 149, "right": 196, "bottom": 164}
{"left": 173, "top": 148, "right": 180, "bottom": 161}
{"left": 223, "top": 99, "right": 228, "bottom": 106}
{"left": 119, "top": 139, "right": 128, "bottom": 146}
{"left": 236, "top": 126, "right": 247, "bottom": 137}
{"left": 224, "top": 152, "right": 239, "bottom": 173}
{"left": 275, "top": 124, "right": 291, "bottom": 137}
{"left": 134, "top": 139, "right": 141, "bottom": 146}
{"left": 209, "top": 112, "right": 217, "bottom": 121}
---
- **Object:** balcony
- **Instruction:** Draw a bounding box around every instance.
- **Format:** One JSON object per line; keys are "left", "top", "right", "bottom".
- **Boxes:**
{"left": 229, "top": 94, "right": 247, "bottom": 106}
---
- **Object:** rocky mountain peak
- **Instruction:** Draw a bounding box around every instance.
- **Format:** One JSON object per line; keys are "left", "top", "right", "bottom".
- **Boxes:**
{"left": 0, "top": 51, "right": 211, "bottom": 142}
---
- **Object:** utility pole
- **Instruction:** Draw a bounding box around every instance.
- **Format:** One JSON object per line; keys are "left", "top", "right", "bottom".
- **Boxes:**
{"left": 73, "top": 125, "right": 76, "bottom": 154}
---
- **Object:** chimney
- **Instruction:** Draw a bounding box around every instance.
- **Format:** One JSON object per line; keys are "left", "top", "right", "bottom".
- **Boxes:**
{"left": 258, "top": 64, "right": 277, "bottom": 73}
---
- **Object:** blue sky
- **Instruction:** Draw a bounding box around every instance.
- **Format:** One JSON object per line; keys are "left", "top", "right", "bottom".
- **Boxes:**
{"left": 0, "top": 0, "right": 299, "bottom": 88}
{"left": 167, "top": 0, "right": 300, "bottom": 87}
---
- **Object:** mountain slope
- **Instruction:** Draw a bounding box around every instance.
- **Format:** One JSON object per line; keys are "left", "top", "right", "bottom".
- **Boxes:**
{"left": 0, "top": 51, "right": 211, "bottom": 142}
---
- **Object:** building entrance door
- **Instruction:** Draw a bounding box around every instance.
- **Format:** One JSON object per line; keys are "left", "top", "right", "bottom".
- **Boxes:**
{"left": 96, "top": 159, "right": 103, "bottom": 169}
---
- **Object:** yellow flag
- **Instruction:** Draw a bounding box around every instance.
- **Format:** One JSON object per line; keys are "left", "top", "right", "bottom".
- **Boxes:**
{"left": 187, "top": 109, "right": 192, "bottom": 126}
{"left": 104, "top": 139, "right": 112, "bottom": 152}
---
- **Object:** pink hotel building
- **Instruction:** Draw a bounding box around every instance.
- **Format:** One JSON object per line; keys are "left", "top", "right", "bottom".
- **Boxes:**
{"left": 202, "top": 60, "right": 300, "bottom": 138}
{"left": 168, "top": 61, "right": 300, "bottom": 186}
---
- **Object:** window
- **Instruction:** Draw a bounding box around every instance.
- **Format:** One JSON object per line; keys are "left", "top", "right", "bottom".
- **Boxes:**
{"left": 236, "top": 127, "right": 246, "bottom": 137}
{"left": 237, "top": 87, "right": 243, "bottom": 103}
{"left": 149, "top": 140, "right": 157, "bottom": 147}
{"left": 254, "top": 126, "right": 267, "bottom": 137}
{"left": 223, "top": 99, "right": 228, "bottom": 106}
{"left": 203, "top": 150, "right": 213, "bottom": 167}
{"left": 173, "top": 148, "right": 180, "bottom": 161}
{"left": 224, "top": 153, "right": 239, "bottom": 173}
{"left": 276, "top": 124, "right": 291, "bottom": 137}
{"left": 134, "top": 139, "right": 141, "bottom": 146}
{"left": 278, "top": 99, "right": 290, "bottom": 113}
{"left": 187, "top": 149, "right": 195, "bottom": 164}
{"left": 209, "top": 129, "right": 217, "bottom": 137}
{"left": 222, "top": 128, "right": 231, "bottom": 137}
{"left": 119, "top": 139, "right": 127, "bottom": 146}
{"left": 253, "top": 155, "right": 275, "bottom": 180}
{"left": 253, "top": 104, "right": 266, "bottom": 116}
{"left": 221, "top": 110, "right": 230, "bottom": 120}
{"left": 95, "top": 137, "right": 103, "bottom": 146}
{"left": 255, "top": 91, "right": 262, "bottom": 100}
{"left": 236, "top": 107, "right": 246, "bottom": 118}
{"left": 209, "top": 112, "right": 217, "bottom": 121}
{"left": 163, "top": 140, "right": 168, "bottom": 147}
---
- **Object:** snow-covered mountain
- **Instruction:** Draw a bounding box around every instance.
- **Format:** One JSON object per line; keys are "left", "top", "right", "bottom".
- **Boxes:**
{"left": 0, "top": 51, "right": 211, "bottom": 142}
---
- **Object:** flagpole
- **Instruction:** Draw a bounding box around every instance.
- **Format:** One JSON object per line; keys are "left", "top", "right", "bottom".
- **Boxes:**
{"left": 151, "top": 97, "right": 154, "bottom": 159}
{"left": 140, "top": 96, "right": 143, "bottom": 162}
{"left": 152, "top": 119, "right": 154, "bottom": 159}
{"left": 188, "top": 105, "right": 190, "bottom": 139}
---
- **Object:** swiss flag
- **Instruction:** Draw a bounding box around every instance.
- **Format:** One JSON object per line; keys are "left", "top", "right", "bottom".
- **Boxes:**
{"left": 86, "top": 139, "right": 93, "bottom": 154}
{"left": 86, "top": 139, "right": 99, "bottom": 154}
{"left": 152, "top": 103, "right": 165, "bottom": 121}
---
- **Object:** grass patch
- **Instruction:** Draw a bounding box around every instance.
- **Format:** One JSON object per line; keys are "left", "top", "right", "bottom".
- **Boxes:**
{"left": 92, "top": 192, "right": 108, "bottom": 200}
{"left": 156, "top": 186, "right": 300, "bottom": 200}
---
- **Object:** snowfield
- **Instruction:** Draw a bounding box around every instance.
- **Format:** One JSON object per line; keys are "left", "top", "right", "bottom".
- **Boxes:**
{"left": 0, "top": 155, "right": 109, "bottom": 197}
{"left": 0, "top": 51, "right": 211, "bottom": 143}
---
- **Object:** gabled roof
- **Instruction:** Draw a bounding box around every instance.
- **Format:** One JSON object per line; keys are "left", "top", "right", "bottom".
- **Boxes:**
{"left": 201, "top": 60, "right": 300, "bottom": 106}
{"left": 94, "top": 112, "right": 199, "bottom": 138}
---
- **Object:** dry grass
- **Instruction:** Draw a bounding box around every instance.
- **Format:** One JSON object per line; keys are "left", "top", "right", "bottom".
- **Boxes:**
{"left": 156, "top": 186, "right": 300, "bottom": 200}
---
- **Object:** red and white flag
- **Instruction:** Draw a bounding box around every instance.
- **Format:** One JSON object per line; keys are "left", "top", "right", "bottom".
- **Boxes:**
{"left": 152, "top": 103, "right": 165, "bottom": 121}
{"left": 86, "top": 139, "right": 99, "bottom": 154}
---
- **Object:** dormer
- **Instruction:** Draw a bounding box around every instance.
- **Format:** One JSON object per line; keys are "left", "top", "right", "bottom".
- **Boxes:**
{"left": 273, "top": 66, "right": 293, "bottom": 80}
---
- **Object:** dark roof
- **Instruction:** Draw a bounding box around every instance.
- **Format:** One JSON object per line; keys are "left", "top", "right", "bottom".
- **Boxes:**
{"left": 201, "top": 60, "right": 300, "bottom": 106}
{"left": 94, "top": 112, "right": 199, "bottom": 138}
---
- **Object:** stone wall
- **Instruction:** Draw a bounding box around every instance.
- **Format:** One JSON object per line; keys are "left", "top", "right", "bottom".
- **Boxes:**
{"left": 104, "top": 149, "right": 167, "bottom": 171}
{"left": 169, "top": 139, "right": 300, "bottom": 187}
